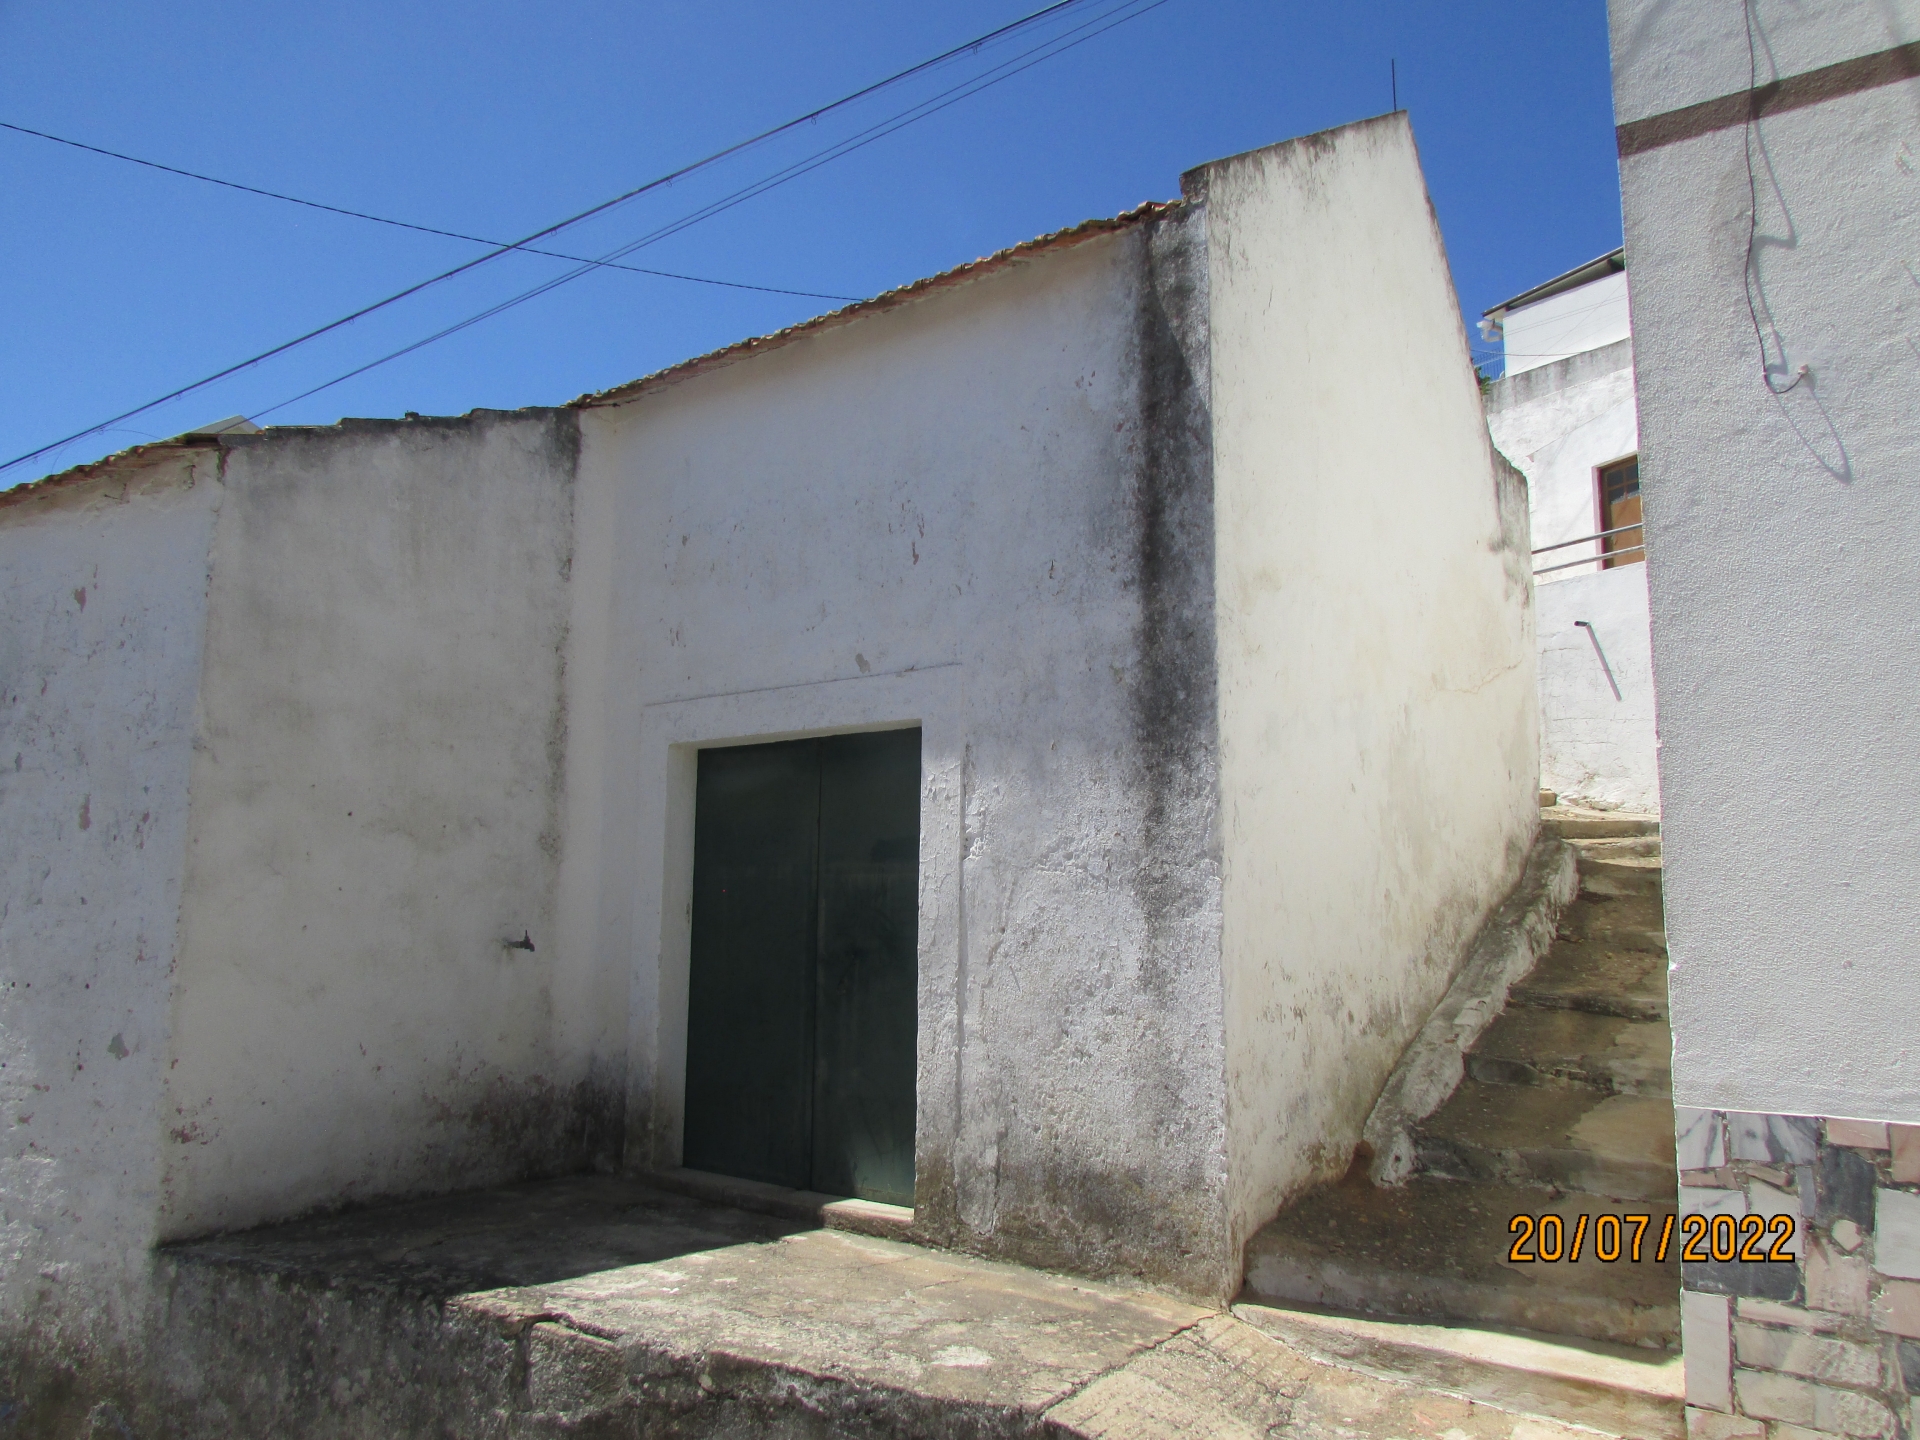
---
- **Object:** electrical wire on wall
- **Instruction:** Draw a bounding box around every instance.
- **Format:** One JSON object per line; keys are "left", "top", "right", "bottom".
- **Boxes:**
{"left": 1742, "top": 0, "right": 1808, "bottom": 395}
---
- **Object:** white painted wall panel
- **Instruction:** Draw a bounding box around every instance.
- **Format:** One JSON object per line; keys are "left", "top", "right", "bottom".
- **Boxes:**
{"left": 1536, "top": 566, "right": 1660, "bottom": 815}
{"left": 1204, "top": 114, "right": 1539, "bottom": 1251}
{"left": 1613, "top": 9, "right": 1920, "bottom": 1118}
{"left": 158, "top": 413, "right": 607, "bottom": 1238}
{"left": 1502, "top": 272, "right": 1633, "bottom": 376}
{"left": 0, "top": 452, "right": 218, "bottom": 1344}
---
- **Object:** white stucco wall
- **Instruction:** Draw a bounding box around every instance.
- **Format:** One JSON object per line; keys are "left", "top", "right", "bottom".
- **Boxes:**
{"left": 575, "top": 212, "right": 1236, "bottom": 1295}
{"left": 0, "top": 449, "right": 219, "bottom": 1353}
{"left": 1487, "top": 338, "right": 1639, "bottom": 566}
{"left": 157, "top": 412, "right": 616, "bottom": 1238}
{"left": 1501, "top": 272, "right": 1633, "bottom": 376}
{"left": 1611, "top": 0, "right": 1920, "bottom": 1118}
{"left": 1534, "top": 566, "right": 1659, "bottom": 815}
{"left": 1201, "top": 115, "right": 1540, "bottom": 1252}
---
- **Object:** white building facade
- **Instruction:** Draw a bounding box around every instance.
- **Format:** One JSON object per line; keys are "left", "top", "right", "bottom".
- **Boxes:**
{"left": 1610, "top": 1, "right": 1920, "bottom": 1433}
{"left": 1485, "top": 253, "right": 1660, "bottom": 815}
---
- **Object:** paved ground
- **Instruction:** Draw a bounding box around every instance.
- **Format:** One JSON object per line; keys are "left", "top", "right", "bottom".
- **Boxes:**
{"left": 136, "top": 1173, "right": 1621, "bottom": 1437}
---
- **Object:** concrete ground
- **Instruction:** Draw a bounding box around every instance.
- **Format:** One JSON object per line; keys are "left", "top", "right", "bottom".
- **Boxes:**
{"left": 72, "top": 1173, "right": 1638, "bottom": 1438}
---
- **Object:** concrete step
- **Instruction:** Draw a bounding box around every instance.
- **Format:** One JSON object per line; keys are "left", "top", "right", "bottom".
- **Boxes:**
{"left": 1467, "top": 1008, "right": 1672, "bottom": 1097}
{"left": 136, "top": 1172, "right": 1629, "bottom": 1440}
{"left": 1510, "top": 939, "right": 1668, "bottom": 1022}
{"left": 1578, "top": 852, "right": 1663, "bottom": 898}
{"left": 1541, "top": 808, "right": 1660, "bottom": 840}
{"left": 641, "top": 1165, "right": 913, "bottom": 1240}
{"left": 1573, "top": 834, "right": 1663, "bottom": 861}
{"left": 1234, "top": 1302, "right": 1684, "bottom": 1440}
{"left": 1240, "top": 1175, "right": 1680, "bottom": 1349}
{"left": 1415, "top": 1080, "right": 1677, "bottom": 1202}
{"left": 1554, "top": 891, "right": 1667, "bottom": 955}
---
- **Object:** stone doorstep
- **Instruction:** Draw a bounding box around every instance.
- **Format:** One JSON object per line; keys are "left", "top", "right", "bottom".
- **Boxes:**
{"left": 638, "top": 1166, "right": 914, "bottom": 1242}
{"left": 1234, "top": 1301, "right": 1685, "bottom": 1440}
{"left": 469, "top": 1235, "right": 1638, "bottom": 1439}
{"left": 147, "top": 1177, "right": 1624, "bottom": 1439}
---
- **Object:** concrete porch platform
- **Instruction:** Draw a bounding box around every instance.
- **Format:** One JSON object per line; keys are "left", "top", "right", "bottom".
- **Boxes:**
{"left": 73, "top": 1173, "right": 1635, "bottom": 1437}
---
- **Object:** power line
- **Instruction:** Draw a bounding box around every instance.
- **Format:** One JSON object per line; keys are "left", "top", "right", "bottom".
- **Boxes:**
{"left": 252, "top": 0, "right": 1177, "bottom": 421}
{"left": 2, "top": 0, "right": 1117, "bottom": 477}
{"left": 0, "top": 120, "right": 862, "bottom": 303}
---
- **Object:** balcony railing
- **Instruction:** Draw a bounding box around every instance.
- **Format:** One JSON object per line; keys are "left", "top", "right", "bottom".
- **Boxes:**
{"left": 1532, "top": 524, "right": 1644, "bottom": 577}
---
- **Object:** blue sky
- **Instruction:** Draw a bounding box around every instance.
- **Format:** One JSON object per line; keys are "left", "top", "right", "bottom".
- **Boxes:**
{"left": 0, "top": 0, "right": 1622, "bottom": 484}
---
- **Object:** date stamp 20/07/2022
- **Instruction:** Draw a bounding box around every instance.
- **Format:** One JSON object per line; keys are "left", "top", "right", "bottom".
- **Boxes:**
{"left": 1506, "top": 1212, "right": 1800, "bottom": 1264}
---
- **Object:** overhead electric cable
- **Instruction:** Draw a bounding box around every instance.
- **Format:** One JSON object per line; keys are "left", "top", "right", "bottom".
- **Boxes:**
{"left": 251, "top": 0, "right": 1175, "bottom": 421}
{"left": 2, "top": 0, "right": 1121, "bottom": 477}
{"left": 0, "top": 120, "right": 861, "bottom": 303}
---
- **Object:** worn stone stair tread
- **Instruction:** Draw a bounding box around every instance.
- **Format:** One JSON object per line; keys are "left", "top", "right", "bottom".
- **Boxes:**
{"left": 1416, "top": 1080, "right": 1677, "bottom": 1200}
{"left": 1468, "top": 1007, "right": 1672, "bottom": 1097}
{"left": 1577, "top": 853, "right": 1663, "bottom": 898}
{"left": 1240, "top": 1175, "right": 1680, "bottom": 1349}
{"left": 1232, "top": 1301, "right": 1684, "bottom": 1440}
{"left": 1555, "top": 891, "right": 1668, "bottom": 953}
{"left": 1540, "top": 809, "right": 1660, "bottom": 840}
{"left": 1510, "top": 941, "right": 1668, "bottom": 1021}
{"left": 1571, "top": 834, "right": 1663, "bottom": 861}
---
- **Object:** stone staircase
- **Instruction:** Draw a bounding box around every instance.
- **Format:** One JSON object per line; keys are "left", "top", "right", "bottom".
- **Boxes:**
{"left": 1237, "top": 803, "right": 1682, "bottom": 1433}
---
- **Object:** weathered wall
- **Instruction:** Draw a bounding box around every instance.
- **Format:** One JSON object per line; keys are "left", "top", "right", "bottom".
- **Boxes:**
{"left": 0, "top": 448, "right": 219, "bottom": 1367}
{"left": 1486, "top": 337, "right": 1638, "bottom": 562}
{"left": 157, "top": 411, "right": 613, "bottom": 1239}
{"left": 1199, "top": 114, "right": 1540, "bottom": 1256}
{"left": 575, "top": 214, "right": 1235, "bottom": 1297}
{"left": 1611, "top": 0, "right": 1920, "bottom": 1122}
{"left": 1534, "top": 566, "right": 1659, "bottom": 815}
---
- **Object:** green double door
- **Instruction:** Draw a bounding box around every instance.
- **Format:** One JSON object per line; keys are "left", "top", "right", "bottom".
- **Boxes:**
{"left": 682, "top": 728, "right": 920, "bottom": 1206}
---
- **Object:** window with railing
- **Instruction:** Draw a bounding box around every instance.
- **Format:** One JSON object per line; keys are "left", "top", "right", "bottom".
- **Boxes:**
{"left": 1598, "top": 456, "right": 1642, "bottom": 569}
{"left": 1531, "top": 455, "right": 1646, "bottom": 577}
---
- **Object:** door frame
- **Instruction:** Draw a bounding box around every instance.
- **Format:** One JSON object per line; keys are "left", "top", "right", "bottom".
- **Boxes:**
{"left": 625, "top": 663, "right": 964, "bottom": 1204}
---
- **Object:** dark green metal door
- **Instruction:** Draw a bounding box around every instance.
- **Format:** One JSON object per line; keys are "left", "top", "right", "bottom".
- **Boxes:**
{"left": 682, "top": 728, "right": 919, "bottom": 1205}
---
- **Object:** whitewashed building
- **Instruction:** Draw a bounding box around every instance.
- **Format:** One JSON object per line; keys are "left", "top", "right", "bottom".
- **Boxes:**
{"left": 0, "top": 114, "right": 1537, "bottom": 1395}
{"left": 1609, "top": 1, "right": 1920, "bottom": 1432}
{"left": 1483, "top": 251, "right": 1660, "bottom": 815}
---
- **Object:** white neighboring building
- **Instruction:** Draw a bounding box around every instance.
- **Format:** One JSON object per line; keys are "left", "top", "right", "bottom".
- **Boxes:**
{"left": 1483, "top": 251, "right": 1659, "bottom": 814}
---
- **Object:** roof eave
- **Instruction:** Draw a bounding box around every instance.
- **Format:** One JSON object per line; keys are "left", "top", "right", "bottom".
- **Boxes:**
{"left": 1483, "top": 247, "right": 1626, "bottom": 319}
{"left": 569, "top": 200, "right": 1182, "bottom": 411}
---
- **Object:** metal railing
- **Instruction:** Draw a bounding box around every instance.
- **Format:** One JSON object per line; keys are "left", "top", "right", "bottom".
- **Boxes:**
{"left": 1532, "top": 524, "right": 1644, "bottom": 577}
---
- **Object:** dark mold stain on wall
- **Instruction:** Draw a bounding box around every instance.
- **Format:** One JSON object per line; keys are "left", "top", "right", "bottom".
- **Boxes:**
{"left": 1125, "top": 205, "right": 1219, "bottom": 1004}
